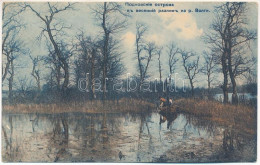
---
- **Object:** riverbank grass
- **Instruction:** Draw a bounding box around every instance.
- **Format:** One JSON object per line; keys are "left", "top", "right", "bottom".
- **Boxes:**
{"left": 174, "top": 98, "right": 256, "bottom": 136}
{"left": 2, "top": 98, "right": 155, "bottom": 114}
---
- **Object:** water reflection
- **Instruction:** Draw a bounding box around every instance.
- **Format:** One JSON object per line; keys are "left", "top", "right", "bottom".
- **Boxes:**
{"left": 1, "top": 111, "right": 256, "bottom": 162}
{"left": 159, "top": 111, "right": 178, "bottom": 130}
{"left": 2, "top": 115, "right": 21, "bottom": 162}
{"left": 51, "top": 114, "right": 69, "bottom": 162}
{"left": 30, "top": 113, "right": 39, "bottom": 132}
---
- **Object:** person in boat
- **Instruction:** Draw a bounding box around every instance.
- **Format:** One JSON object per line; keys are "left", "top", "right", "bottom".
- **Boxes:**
{"left": 159, "top": 97, "right": 173, "bottom": 108}
{"left": 159, "top": 96, "right": 167, "bottom": 107}
{"left": 169, "top": 98, "right": 173, "bottom": 106}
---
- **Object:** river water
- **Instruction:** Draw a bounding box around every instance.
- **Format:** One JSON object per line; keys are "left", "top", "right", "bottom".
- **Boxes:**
{"left": 1, "top": 111, "right": 256, "bottom": 162}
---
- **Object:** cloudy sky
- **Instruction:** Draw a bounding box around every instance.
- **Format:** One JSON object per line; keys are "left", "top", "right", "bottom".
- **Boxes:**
{"left": 2, "top": 1, "right": 258, "bottom": 89}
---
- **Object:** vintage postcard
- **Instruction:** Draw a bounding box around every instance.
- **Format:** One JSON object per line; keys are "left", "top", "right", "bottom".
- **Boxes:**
{"left": 1, "top": 0, "right": 258, "bottom": 163}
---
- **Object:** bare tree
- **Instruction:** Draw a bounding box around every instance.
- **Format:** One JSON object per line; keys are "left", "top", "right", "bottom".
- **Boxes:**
{"left": 180, "top": 50, "right": 200, "bottom": 97}
{"left": 142, "top": 42, "right": 157, "bottom": 88}
{"left": 75, "top": 32, "right": 102, "bottom": 99}
{"left": 92, "top": 2, "right": 128, "bottom": 100}
{"left": 2, "top": 3, "right": 29, "bottom": 103}
{"left": 230, "top": 45, "right": 255, "bottom": 80}
{"left": 29, "top": 55, "right": 42, "bottom": 92}
{"left": 201, "top": 51, "right": 217, "bottom": 96}
{"left": 203, "top": 35, "right": 229, "bottom": 103}
{"left": 156, "top": 47, "right": 163, "bottom": 83}
{"left": 205, "top": 2, "right": 257, "bottom": 104}
{"left": 135, "top": 23, "right": 147, "bottom": 87}
{"left": 167, "top": 43, "right": 179, "bottom": 77}
{"left": 224, "top": 3, "right": 256, "bottom": 104}
{"left": 245, "top": 68, "right": 257, "bottom": 85}
{"left": 17, "top": 76, "right": 32, "bottom": 99}
{"left": 2, "top": 3, "right": 25, "bottom": 82}
{"left": 7, "top": 59, "right": 14, "bottom": 102}
{"left": 26, "top": 2, "right": 75, "bottom": 96}
{"left": 105, "top": 38, "right": 125, "bottom": 79}
{"left": 88, "top": 40, "right": 100, "bottom": 100}
{"left": 135, "top": 23, "right": 157, "bottom": 89}
{"left": 2, "top": 32, "right": 24, "bottom": 103}
{"left": 166, "top": 42, "right": 179, "bottom": 95}
{"left": 44, "top": 43, "right": 62, "bottom": 90}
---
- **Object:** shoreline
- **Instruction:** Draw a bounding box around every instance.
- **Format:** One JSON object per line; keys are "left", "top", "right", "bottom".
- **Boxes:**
{"left": 2, "top": 98, "right": 256, "bottom": 137}
{"left": 2, "top": 98, "right": 156, "bottom": 114}
{"left": 173, "top": 98, "right": 257, "bottom": 136}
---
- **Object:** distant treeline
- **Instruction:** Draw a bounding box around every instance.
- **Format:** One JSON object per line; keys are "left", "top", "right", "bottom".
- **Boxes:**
{"left": 2, "top": 81, "right": 256, "bottom": 105}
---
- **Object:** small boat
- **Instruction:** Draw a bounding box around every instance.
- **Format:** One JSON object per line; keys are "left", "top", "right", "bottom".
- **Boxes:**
{"left": 159, "top": 105, "right": 178, "bottom": 113}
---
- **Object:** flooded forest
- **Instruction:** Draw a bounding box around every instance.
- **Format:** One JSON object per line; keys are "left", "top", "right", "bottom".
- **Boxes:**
{"left": 1, "top": 1, "right": 257, "bottom": 163}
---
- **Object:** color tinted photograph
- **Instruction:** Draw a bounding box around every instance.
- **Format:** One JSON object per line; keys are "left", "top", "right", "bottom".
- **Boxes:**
{"left": 1, "top": 0, "right": 258, "bottom": 163}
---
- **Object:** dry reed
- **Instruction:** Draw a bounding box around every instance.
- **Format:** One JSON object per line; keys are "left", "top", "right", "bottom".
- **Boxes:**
{"left": 174, "top": 98, "right": 256, "bottom": 136}
{"left": 2, "top": 98, "right": 155, "bottom": 114}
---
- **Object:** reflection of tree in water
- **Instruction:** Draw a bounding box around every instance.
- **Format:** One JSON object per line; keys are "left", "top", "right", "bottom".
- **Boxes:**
{"left": 223, "top": 128, "right": 234, "bottom": 156}
{"left": 101, "top": 113, "right": 109, "bottom": 149}
{"left": 30, "top": 113, "right": 39, "bottom": 132}
{"left": 159, "top": 111, "right": 178, "bottom": 130}
{"left": 47, "top": 114, "right": 69, "bottom": 162}
{"left": 67, "top": 113, "right": 96, "bottom": 149}
{"left": 2, "top": 112, "right": 256, "bottom": 162}
{"left": 183, "top": 114, "right": 217, "bottom": 137}
{"left": 179, "top": 114, "right": 256, "bottom": 161}
{"left": 2, "top": 116, "right": 22, "bottom": 162}
{"left": 89, "top": 115, "right": 96, "bottom": 148}
{"left": 50, "top": 113, "right": 125, "bottom": 161}
{"left": 136, "top": 113, "right": 145, "bottom": 162}
{"left": 183, "top": 120, "right": 188, "bottom": 139}
{"left": 221, "top": 127, "right": 251, "bottom": 159}
{"left": 136, "top": 112, "right": 154, "bottom": 162}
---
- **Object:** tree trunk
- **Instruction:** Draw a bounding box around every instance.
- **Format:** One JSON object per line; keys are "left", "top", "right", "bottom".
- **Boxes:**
{"left": 228, "top": 63, "right": 238, "bottom": 104}
{"left": 227, "top": 40, "right": 238, "bottom": 105}
{"left": 2, "top": 56, "right": 10, "bottom": 82}
{"left": 221, "top": 52, "right": 229, "bottom": 104}
{"left": 31, "top": 62, "right": 41, "bottom": 93}
{"left": 37, "top": 79, "right": 41, "bottom": 92}
{"left": 207, "top": 74, "right": 211, "bottom": 97}
{"left": 47, "top": 23, "right": 69, "bottom": 96}
{"left": 90, "top": 48, "right": 96, "bottom": 99}
{"left": 55, "top": 66, "right": 61, "bottom": 90}
{"left": 102, "top": 2, "right": 109, "bottom": 101}
{"left": 158, "top": 56, "right": 162, "bottom": 83}
{"left": 62, "top": 63, "right": 69, "bottom": 92}
{"left": 190, "top": 80, "right": 194, "bottom": 97}
{"left": 137, "top": 54, "right": 143, "bottom": 91}
{"left": 8, "top": 60, "right": 14, "bottom": 104}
